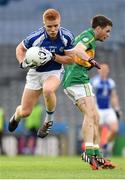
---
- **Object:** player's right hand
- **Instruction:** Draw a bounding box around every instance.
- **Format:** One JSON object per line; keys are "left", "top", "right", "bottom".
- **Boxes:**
{"left": 88, "top": 58, "right": 101, "bottom": 69}
{"left": 20, "top": 59, "right": 37, "bottom": 69}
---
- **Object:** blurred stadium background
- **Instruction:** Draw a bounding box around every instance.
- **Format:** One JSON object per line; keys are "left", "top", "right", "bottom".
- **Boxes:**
{"left": 0, "top": 0, "right": 125, "bottom": 157}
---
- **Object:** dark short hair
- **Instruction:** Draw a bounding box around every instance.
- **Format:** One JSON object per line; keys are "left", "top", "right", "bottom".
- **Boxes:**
{"left": 91, "top": 15, "right": 113, "bottom": 28}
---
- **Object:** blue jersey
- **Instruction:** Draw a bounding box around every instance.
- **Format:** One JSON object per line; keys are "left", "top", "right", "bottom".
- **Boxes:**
{"left": 22, "top": 27, "right": 74, "bottom": 72}
{"left": 91, "top": 75, "right": 116, "bottom": 109}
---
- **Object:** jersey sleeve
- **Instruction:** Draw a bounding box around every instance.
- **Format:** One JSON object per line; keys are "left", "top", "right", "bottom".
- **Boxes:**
{"left": 22, "top": 32, "right": 35, "bottom": 49}
{"left": 22, "top": 29, "right": 42, "bottom": 49}
{"left": 109, "top": 78, "right": 116, "bottom": 89}
{"left": 75, "top": 33, "right": 93, "bottom": 50}
{"left": 64, "top": 32, "right": 75, "bottom": 51}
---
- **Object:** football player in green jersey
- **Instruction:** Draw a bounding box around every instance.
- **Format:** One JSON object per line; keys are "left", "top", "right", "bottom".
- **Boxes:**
{"left": 63, "top": 15, "right": 115, "bottom": 170}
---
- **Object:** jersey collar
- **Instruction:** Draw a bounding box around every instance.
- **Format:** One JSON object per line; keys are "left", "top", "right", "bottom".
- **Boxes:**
{"left": 89, "top": 28, "right": 96, "bottom": 40}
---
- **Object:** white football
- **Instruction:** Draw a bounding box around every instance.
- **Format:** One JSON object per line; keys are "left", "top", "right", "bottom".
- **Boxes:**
{"left": 25, "top": 46, "right": 52, "bottom": 67}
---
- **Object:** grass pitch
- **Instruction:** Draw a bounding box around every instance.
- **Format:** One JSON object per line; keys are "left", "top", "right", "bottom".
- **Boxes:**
{"left": 0, "top": 156, "right": 125, "bottom": 179}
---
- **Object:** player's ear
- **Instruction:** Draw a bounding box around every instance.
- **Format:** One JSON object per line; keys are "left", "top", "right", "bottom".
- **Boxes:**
{"left": 96, "top": 26, "right": 102, "bottom": 32}
{"left": 43, "top": 22, "right": 45, "bottom": 27}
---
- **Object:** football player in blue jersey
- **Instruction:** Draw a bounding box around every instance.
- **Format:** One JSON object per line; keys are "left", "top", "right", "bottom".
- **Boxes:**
{"left": 91, "top": 63, "right": 121, "bottom": 156}
{"left": 8, "top": 8, "right": 92, "bottom": 138}
{"left": 8, "top": 8, "right": 75, "bottom": 137}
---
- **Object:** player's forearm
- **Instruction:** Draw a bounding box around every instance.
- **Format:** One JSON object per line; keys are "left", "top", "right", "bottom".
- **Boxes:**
{"left": 16, "top": 43, "right": 27, "bottom": 63}
{"left": 54, "top": 54, "right": 74, "bottom": 64}
{"left": 111, "top": 93, "right": 121, "bottom": 119}
{"left": 74, "top": 47, "right": 90, "bottom": 61}
{"left": 112, "top": 98, "right": 120, "bottom": 110}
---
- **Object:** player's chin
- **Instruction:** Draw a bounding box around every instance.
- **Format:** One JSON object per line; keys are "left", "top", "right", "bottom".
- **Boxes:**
{"left": 98, "top": 37, "right": 107, "bottom": 42}
{"left": 102, "top": 37, "right": 108, "bottom": 41}
{"left": 99, "top": 38, "right": 105, "bottom": 42}
{"left": 50, "top": 33, "right": 57, "bottom": 38}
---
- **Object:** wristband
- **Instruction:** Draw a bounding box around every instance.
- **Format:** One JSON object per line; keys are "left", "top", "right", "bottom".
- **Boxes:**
{"left": 51, "top": 52, "right": 56, "bottom": 60}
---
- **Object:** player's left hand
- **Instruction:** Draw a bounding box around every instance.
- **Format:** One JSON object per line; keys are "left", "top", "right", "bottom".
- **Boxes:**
{"left": 88, "top": 58, "right": 101, "bottom": 69}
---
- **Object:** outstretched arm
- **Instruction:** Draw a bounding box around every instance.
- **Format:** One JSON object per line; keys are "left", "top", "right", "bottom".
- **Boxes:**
{"left": 53, "top": 51, "right": 74, "bottom": 64}
{"left": 74, "top": 42, "right": 101, "bottom": 69}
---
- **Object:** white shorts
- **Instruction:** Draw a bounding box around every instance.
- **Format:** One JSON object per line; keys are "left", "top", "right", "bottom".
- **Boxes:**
{"left": 99, "top": 108, "right": 118, "bottom": 125}
{"left": 25, "top": 68, "right": 64, "bottom": 90}
{"left": 64, "top": 83, "right": 95, "bottom": 104}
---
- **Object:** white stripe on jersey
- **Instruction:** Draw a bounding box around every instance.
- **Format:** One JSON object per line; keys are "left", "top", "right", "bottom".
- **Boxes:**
{"left": 61, "top": 27, "right": 74, "bottom": 42}
{"left": 64, "top": 47, "right": 75, "bottom": 51}
{"left": 26, "top": 27, "right": 44, "bottom": 41}
{"left": 61, "top": 36, "right": 68, "bottom": 46}
{"left": 59, "top": 27, "right": 74, "bottom": 48}
{"left": 22, "top": 41, "right": 28, "bottom": 49}
{"left": 32, "top": 34, "right": 45, "bottom": 46}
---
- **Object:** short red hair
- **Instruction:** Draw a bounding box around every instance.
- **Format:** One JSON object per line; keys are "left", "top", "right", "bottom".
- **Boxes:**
{"left": 43, "top": 8, "right": 61, "bottom": 22}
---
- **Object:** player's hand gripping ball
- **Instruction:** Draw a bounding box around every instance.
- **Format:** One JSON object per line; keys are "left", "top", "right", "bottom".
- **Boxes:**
{"left": 25, "top": 46, "right": 53, "bottom": 67}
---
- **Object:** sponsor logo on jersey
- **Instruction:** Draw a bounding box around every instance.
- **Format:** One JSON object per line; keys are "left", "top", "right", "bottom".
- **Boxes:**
{"left": 83, "top": 37, "right": 89, "bottom": 42}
